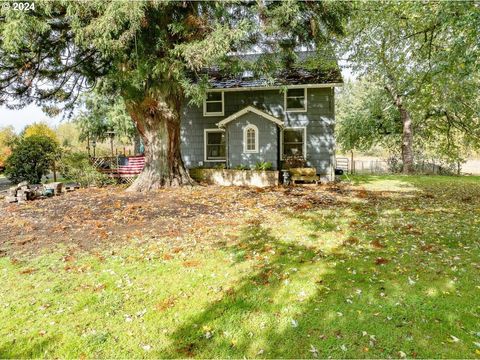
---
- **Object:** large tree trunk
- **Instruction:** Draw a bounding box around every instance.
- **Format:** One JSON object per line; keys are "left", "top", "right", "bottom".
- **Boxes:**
{"left": 125, "top": 97, "right": 195, "bottom": 191}
{"left": 400, "top": 106, "right": 414, "bottom": 173}
{"left": 385, "top": 85, "right": 414, "bottom": 173}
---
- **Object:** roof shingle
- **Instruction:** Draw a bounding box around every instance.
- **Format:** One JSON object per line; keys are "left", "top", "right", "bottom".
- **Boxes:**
{"left": 202, "top": 51, "right": 343, "bottom": 89}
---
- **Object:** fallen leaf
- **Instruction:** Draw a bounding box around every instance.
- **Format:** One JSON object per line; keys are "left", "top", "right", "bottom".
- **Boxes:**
{"left": 375, "top": 257, "right": 389, "bottom": 265}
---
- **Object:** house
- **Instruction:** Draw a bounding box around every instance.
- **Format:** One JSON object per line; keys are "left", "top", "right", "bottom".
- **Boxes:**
{"left": 180, "top": 52, "right": 343, "bottom": 182}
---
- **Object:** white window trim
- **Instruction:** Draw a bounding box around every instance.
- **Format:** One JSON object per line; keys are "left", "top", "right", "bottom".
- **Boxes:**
{"left": 280, "top": 127, "right": 307, "bottom": 160}
{"left": 203, "top": 91, "right": 224, "bottom": 117}
{"left": 284, "top": 87, "right": 307, "bottom": 113}
{"left": 243, "top": 124, "right": 259, "bottom": 154}
{"left": 204, "top": 128, "right": 226, "bottom": 162}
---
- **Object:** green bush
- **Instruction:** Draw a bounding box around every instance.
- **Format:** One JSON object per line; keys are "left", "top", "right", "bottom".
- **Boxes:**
{"left": 5, "top": 135, "right": 58, "bottom": 184}
{"left": 59, "top": 152, "right": 114, "bottom": 187}
{"left": 213, "top": 163, "right": 226, "bottom": 169}
{"left": 234, "top": 164, "right": 249, "bottom": 170}
{"left": 253, "top": 161, "right": 273, "bottom": 171}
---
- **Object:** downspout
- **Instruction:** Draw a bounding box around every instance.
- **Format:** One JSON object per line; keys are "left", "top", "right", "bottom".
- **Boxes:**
{"left": 226, "top": 125, "right": 229, "bottom": 169}
{"left": 277, "top": 125, "right": 281, "bottom": 171}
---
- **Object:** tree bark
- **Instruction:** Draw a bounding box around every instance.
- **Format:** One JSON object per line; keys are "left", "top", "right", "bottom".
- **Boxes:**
{"left": 400, "top": 106, "right": 414, "bottom": 174}
{"left": 125, "top": 96, "right": 195, "bottom": 192}
{"left": 385, "top": 86, "right": 414, "bottom": 173}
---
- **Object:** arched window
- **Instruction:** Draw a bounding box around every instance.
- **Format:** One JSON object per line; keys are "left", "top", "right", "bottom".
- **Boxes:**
{"left": 243, "top": 124, "right": 258, "bottom": 153}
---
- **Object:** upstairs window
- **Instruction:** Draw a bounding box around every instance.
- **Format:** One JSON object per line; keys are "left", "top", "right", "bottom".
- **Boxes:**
{"left": 204, "top": 129, "right": 226, "bottom": 161}
{"left": 282, "top": 127, "right": 306, "bottom": 159}
{"left": 203, "top": 91, "right": 224, "bottom": 116}
{"left": 285, "top": 88, "right": 307, "bottom": 112}
{"left": 243, "top": 124, "right": 258, "bottom": 153}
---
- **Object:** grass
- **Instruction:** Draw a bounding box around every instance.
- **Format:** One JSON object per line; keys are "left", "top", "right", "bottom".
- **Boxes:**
{"left": 1, "top": 175, "right": 479, "bottom": 358}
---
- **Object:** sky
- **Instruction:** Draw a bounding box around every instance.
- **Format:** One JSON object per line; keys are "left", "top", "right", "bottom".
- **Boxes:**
{"left": 0, "top": 104, "right": 63, "bottom": 133}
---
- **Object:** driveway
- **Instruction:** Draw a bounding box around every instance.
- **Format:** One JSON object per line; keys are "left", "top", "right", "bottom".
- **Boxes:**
{"left": 0, "top": 177, "right": 11, "bottom": 192}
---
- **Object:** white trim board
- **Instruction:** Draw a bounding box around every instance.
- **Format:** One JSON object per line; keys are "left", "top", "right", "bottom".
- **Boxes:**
{"left": 203, "top": 91, "right": 224, "bottom": 117}
{"left": 280, "top": 127, "right": 307, "bottom": 160}
{"left": 243, "top": 124, "right": 259, "bottom": 153}
{"left": 217, "top": 106, "right": 284, "bottom": 127}
{"left": 204, "top": 128, "right": 227, "bottom": 162}
{"left": 284, "top": 87, "right": 307, "bottom": 113}
{"left": 207, "top": 83, "right": 343, "bottom": 93}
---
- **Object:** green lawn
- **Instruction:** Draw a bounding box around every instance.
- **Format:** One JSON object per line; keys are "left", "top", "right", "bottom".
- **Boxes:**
{"left": 1, "top": 175, "right": 479, "bottom": 358}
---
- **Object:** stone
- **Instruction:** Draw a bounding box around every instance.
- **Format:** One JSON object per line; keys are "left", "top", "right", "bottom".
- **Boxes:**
{"left": 5, "top": 196, "right": 17, "bottom": 203}
{"left": 45, "top": 182, "right": 63, "bottom": 195}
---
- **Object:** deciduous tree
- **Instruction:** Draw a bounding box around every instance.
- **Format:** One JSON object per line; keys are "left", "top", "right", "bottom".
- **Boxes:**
{"left": 0, "top": 125, "right": 16, "bottom": 168}
{"left": 340, "top": 1, "right": 480, "bottom": 173}
{"left": 23, "top": 122, "right": 58, "bottom": 143}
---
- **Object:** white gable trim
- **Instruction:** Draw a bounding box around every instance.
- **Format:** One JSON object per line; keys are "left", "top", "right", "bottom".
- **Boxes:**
{"left": 217, "top": 106, "right": 284, "bottom": 128}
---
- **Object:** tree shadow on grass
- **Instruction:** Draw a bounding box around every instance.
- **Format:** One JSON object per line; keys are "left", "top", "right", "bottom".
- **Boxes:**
{"left": 161, "top": 181, "right": 479, "bottom": 358}
{"left": 160, "top": 220, "right": 346, "bottom": 358}
{"left": 0, "top": 336, "right": 57, "bottom": 358}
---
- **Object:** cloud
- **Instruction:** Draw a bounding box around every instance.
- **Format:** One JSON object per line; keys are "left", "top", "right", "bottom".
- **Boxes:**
{"left": 0, "top": 104, "right": 62, "bottom": 133}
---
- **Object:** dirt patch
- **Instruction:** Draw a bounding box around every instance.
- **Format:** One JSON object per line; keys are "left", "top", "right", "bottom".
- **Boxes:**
{"left": 0, "top": 184, "right": 345, "bottom": 257}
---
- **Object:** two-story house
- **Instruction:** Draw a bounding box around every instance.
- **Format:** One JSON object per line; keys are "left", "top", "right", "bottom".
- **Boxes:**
{"left": 180, "top": 53, "right": 343, "bottom": 181}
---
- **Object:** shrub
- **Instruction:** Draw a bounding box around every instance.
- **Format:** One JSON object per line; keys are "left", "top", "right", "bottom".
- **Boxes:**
{"left": 213, "top": 163, "right": 226, "bottom": 169}
{"left": 59, "top": 152, "right": 114, "bottom": 187}
{"left": 253, "top": 161, "right": 273, "bottom": 170}
{"left": 234, "top": 164, "right": 249, "bottom": 170}
{"left": 386, "top": 156, "right": 403, "bottom": 173}
{"left": 387, "top": 155, "right": 457, "bottom": 175}
{"left": 5, "top": 135, "right": 58, "bottom": 184}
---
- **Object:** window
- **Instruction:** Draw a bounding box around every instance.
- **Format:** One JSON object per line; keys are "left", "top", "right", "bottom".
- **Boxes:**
{"left": 204, "top": 129, "right": 226, "bottom": 162}
{"left": 281, "top": 127, "right": 306, "bottom": 159}
{"left": 285, "top": 88, "right": 307, "bottom": 112}
{"left": 243, "top": 124, "right": 258, "bottom": 153}
{"left": 203, "top": 91, "right": 224, "bottom": 116}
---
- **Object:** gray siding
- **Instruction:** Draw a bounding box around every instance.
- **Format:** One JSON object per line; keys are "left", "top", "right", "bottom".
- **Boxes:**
{"left": 180, "top": 87, "right": 335, "bottom": 176}
{"left": 226, "top": 112, "right": 278, "bottom": 170}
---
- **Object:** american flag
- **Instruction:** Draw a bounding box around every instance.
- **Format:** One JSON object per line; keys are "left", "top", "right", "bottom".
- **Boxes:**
{"left": 117, "top": 155, "right": 145, "bottom": 176}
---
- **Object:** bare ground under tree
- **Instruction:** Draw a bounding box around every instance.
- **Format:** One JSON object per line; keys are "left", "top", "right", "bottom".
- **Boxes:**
{"left": 0, "top": 184, "right": 348, "bottom": 257}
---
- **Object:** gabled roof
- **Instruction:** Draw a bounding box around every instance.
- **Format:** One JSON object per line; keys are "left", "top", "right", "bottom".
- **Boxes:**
{"left": 201, "top": 51, "right": 343, "bottom": 90}
{"left": 217, "top": 106, "right": 284, "bottom": 128}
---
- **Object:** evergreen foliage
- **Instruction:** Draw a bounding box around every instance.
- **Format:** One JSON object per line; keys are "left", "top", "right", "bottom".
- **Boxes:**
{"left": 0, "top": 0, "right": 351, "bottom": 189}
